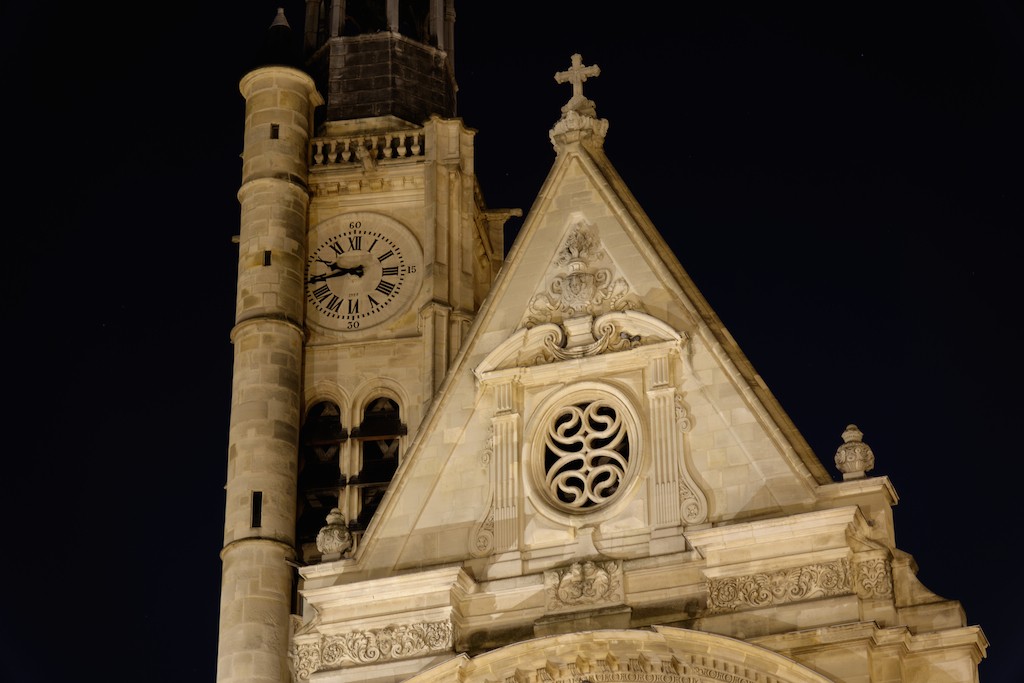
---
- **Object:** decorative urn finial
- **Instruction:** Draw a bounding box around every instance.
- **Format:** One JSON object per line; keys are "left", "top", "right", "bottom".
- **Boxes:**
{"left": 315, "top": 508, "right": 353, "bottom": 560}
{"left": 834, "top": 424, "right": 875, "bottom": 480}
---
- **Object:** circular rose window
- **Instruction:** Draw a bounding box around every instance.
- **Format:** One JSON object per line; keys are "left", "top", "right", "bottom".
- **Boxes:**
{"left": 542, "top": 398, "right": 632, "bottom": 512}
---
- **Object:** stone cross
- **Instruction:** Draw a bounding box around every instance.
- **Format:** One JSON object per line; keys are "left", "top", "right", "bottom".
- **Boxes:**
{"left": 555, "top": 53, "right": 600, "bottom": 116}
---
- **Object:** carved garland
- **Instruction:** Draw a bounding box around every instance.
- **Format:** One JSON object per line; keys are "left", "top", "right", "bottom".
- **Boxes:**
{"left": 292, "top": 620, "right": 453, "bottom": 680}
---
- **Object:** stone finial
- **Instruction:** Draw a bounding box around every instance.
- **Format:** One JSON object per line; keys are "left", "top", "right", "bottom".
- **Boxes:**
{"left": 834, "top": 424, "right": 875, "bottom": 480}
{"left": 315, "top": 508, "right": 353, "bottom": 560}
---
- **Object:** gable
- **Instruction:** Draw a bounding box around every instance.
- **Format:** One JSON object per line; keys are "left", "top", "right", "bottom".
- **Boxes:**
{"left": 332, "top": 120, "right": 832, "bottom": 576}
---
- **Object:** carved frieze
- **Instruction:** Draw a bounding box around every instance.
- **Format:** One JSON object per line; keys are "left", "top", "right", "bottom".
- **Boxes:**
{"left": 706, "top": 559, "right": 852, "bottom": 614}
{"left": 292, "top": 620, "right": 453, "bottom": 680}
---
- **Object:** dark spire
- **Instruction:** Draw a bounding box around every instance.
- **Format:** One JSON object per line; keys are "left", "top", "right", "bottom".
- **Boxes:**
{"left": 256, "top": 7, "right": 303, "bottom": 69}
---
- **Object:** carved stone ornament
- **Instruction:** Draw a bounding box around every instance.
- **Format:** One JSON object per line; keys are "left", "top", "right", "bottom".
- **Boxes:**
{"left": 853, "top": 557, "right": 893, "bottom": 599}
{"left": 470, "top": 508, "right": 495, "bottom": 558}
{"left": 706, "top": 559, "right": 851, "bottom": 614}
{"left": 480, "top": 425, "right": 493, "bottom": 468}
{"left": 292, "top": 620, "right": 453, "bottom": 680}
{"left": 477, "top": 311, "right": 682, "bottom": 377}
{"left": 673, "top": 393, "right": 693, "bottom": 433}
{"left": 523, "top": 222, "right": 642, "bottom": 328}
{"left": 315, "top": 508, "right": 352, "bottom": 559}
{"left": 834, "top": 424, "right": 875, "bottom": 480}
{"left": 544, "top": 560, "right": 625, "bottom": 613}
{"left": 679, "top": 481, "right": 703, "bottom": 524}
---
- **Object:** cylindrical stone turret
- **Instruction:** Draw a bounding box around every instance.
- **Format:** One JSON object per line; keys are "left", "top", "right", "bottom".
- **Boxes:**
{"left": 217, "top": 64, "right": 322, "bottom": 683}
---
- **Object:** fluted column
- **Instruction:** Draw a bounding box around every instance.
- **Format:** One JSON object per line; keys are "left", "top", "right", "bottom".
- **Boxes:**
{"left": 491, "top": 379, "right": 520, "bottom": 552}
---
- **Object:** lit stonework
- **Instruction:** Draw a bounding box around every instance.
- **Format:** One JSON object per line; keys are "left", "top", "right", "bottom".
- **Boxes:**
{"left": 219, "top": 11, "right": 987, "bottom": 681}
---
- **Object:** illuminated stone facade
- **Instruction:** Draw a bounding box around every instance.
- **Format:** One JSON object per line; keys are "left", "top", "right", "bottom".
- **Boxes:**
{"left": 217, "top": 7, "right": 986, "bottom": 683}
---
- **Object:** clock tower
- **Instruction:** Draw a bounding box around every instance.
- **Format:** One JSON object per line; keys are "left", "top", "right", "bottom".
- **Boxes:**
{"left": 218, "top": 3, "right": 518, "bottom": 682}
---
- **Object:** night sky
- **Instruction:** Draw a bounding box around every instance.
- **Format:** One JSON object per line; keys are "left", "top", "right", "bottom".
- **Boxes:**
{"left": 3, "top": 2, "right": 1021, "bottom": 681}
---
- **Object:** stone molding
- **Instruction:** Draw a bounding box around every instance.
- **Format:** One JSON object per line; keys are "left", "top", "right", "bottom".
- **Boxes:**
{"left": 310, "top": 173, "right": 425, "bottom": 197}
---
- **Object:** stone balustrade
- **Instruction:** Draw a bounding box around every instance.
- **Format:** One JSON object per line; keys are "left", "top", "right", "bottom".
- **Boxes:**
{"left": 310, "top": 129, "right": 425, "bottom": 167}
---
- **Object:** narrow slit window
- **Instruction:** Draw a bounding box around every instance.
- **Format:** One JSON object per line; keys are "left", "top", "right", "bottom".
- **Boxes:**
{"left": 270, "top": 123, "right": 280, "bottom": 139}
{"left": 251, "top": 491, "right": 263, "bottom": 528}
{"left": 264, "top": 250, "right": 272, "bottom": 266}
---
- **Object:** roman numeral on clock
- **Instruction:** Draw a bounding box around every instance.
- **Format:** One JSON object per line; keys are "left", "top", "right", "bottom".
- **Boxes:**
{"left": 324, "top": 295, "right": 342, "bottom": 313}
{"left": 376, "top": 280, "right": 396, "bottom": 296}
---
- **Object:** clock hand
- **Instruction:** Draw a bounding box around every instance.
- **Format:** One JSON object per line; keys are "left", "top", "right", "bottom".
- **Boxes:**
{"left": 315, "top": 258, "right": 338, "bottom": 268}
{"left": 307, "top": 266, "right": 365, "bottom": 284}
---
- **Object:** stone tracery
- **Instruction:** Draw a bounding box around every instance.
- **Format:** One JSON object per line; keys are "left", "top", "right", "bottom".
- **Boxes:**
{"left": 543, "top": 399, "right": 631, "bottom": 511}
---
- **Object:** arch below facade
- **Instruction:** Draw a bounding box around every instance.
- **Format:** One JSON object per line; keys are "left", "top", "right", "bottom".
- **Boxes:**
{"left": 405, "top": 627, "right": 835, "bottom": 683}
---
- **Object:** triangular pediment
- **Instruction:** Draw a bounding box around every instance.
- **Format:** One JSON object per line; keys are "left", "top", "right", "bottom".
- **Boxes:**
{"left": 299, "top": 115, "right": 838, "bottom": 585}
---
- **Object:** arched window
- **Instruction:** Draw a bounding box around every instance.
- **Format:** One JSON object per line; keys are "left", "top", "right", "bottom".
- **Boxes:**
{"left": 352, "top": 397, "right": 406, "bottom": 530}
{"left": 296, "top": 401, "right": 348, "bottom": 555}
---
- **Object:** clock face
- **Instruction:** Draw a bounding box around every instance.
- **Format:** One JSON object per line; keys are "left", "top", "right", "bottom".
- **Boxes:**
{"left": 305, "top": 213, "right": 422, "bottom": 330}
